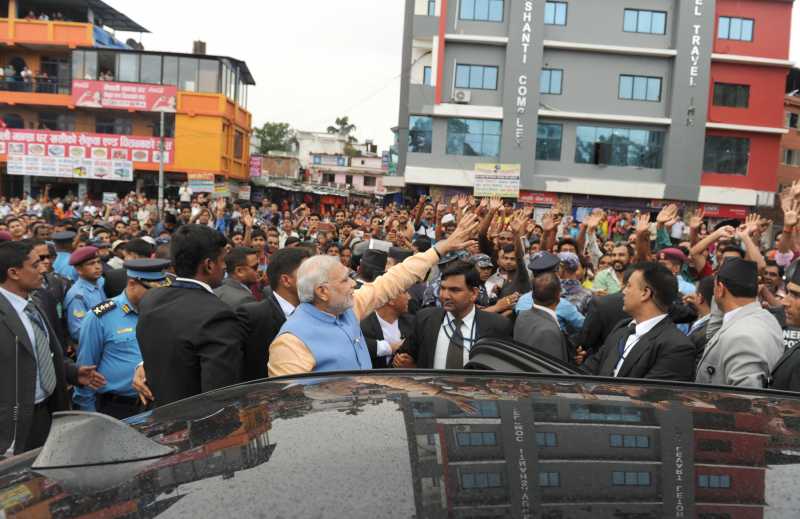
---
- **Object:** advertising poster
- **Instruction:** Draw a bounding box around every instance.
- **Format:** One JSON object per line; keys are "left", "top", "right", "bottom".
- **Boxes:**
{"left": 474, "top": 163, "right": 521, "bottom": 198}
{"left": 72, "top": 80, "right": 177, "bottom": 113}
{"left": 187, "top": 173, "right": 215, "bottom": 193}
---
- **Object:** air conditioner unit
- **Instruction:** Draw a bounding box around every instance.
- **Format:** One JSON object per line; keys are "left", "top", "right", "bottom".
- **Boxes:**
{"left": 452, "top": 89, "right": 471, "bottom": 104}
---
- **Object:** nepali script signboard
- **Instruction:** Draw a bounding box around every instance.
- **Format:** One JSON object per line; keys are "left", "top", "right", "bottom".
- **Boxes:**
{"left": 474, "top": 163, "right": 521, "bottom": 198}
{"left": 72, "top": 80, "right": 177, "bottom": 113}
{"left": 0, "top": 129, "right": 175, "bottom": 183}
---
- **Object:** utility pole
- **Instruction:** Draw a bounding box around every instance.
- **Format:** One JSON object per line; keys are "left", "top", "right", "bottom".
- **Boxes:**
{"left": 157, "top": 110, "right": 165, "bottom": 219}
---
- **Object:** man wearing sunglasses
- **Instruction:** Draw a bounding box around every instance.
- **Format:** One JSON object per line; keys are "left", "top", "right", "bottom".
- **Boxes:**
{"left": 771, "top": 260, "right": 800, "bottom": 391}
{"left": 29, "top": 240, "right": 71, "bottom": 351}
{"left": 73, "top": 259, "right": 171, "bottom": 419}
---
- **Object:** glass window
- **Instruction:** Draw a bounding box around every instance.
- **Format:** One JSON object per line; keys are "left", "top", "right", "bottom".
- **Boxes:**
{"left": 699, "top": 474, "right": 731, "bottom": 488}
{"left": 423, "top": 66, "right": 432, "bottom": 86}
{"left": 623, "top": 9, "right": 667, "bottom": 35}
{"left": 409, "top": 115, "right": 433, "bottom": 153}
{"left": 718, "top": 16, "right": 754, "bottom": 41}
{"left": 461, "top": 471, "right": 503, "bottom": 489}
{"left": 178, "top": 57, "right": 198, "bottom": 92}
{"left": 455, "top": 64, "right": 498, "bottom": 90}
{"left": 540, "top": 69, "right": 562, "bottom": 95}
{"left": 117, "top": 53, "right": 139, "bottom": 83}
{"left": 72, "top": 51, "right": 84, "bottom": 81}
{"left": 536, "top": 431, "right": 557, "bottom": 447}
{"left": 163, "top": 56, "right": 178, "bottom": 86}
{"left": 610, "top": 434, "right": 623, "bottom": 447}
{"left": 544, "top": 1, "right": 567, "bottom": 25}
{"left": 38, "top": 112, "right": 75, "bottom": 131}
{"left": 96, "top": 116, "right": 132, "bottom": 135}
{"left": 198, "top": 59, "right": 219, "bottom": 93}
{"left": 83, "top": 50, "right": 98, "bottom": 80}
{"left": 539, "top": 472, "right": 560, "bottom": 487}
{"left": 459, "top": 0, "right": 503, "bottom": 22}
{"left": 234, "top": 130, "right": 244, "bottom": 159}
{"left": 140, "top": 55, "right": 162, "bottom": 84}
{"left": 619, "top": 75, "right": 661, "bottom": 102}
{"left": 536, "top": 123, "right": 562, "bottom": 161}
{"left": 574, "top": 128, "right": 664, "bottom": 169}
{"left": 457, "top": 431, "right": 497, "bottom": 446}
{"left": 428, "top": 0, "right": 436, "bottom": 16}
{"left": 703, "top": 136, "right": 750, "bottom": 175}
{"left": 612, "top": 471, "right": 651, "bottom": 486}
{"left": 447, "top": 118, "right": 501, "bottom": 157}
{"left": 713, "top": 83, "right": 750, "bottom": 108}
{"left": 363, "top": 176, "right": 376, "bottom": 187}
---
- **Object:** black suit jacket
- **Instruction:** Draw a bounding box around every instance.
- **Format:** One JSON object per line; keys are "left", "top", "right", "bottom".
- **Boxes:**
{"left": 137, "top": 281, "right": 246, "bottom": 407}
{"left": 398, "top": 307, "right": 512, "bottom": 369}
{"left": 103, "top": 267, "right": 128, "bottom": 299}
{"left": 771, "top": 346, "right": 800, "bottom": 392}
{"left": 32, "top": 272, "right": 71, "bottom": 352}
{"left": 0, "top": 293, "right": 78, "bottom": 455}
{"left": 235, "top": 289, "right": 287, "bottom": 382}
{"left": 578, "top": 292, "right": 628, "bottom": 353}
{"left": 689, "top": 320, "right": 709, "bottom": 368}
{"left": 360, "top": 312, "right": 415, "bottom": 368}
{"left": 583, "top": 316, "right": 695, "bottom": 381}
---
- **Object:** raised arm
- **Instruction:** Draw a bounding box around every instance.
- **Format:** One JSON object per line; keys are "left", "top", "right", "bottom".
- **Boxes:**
{"left": 633, "top": 212, "right": 652, "bottom": 263}
{"left": 540, "top": 210, "right": 561, "bottom": 253}
{"left": 738, "top": 214, "right": 766, "bottom": 272}
{"left": 690, "top": 226, "right": 734, "bottom": 273}
{"left": 687, "top": 208, "right": 705, "bottom": 247}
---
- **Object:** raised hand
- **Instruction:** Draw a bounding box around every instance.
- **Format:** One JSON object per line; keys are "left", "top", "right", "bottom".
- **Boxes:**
{"left": 688, "top": 208, "right": 705, "bottom": 230}
{"left": 635, "top": 212, "right": 651, "bottom": 235}
{"left": 743, "top": 213, "right": 760, "bottom": 236}
{"left": 437, "top": 212, "right": 480, "bottom": 254}
{"left": 656, "top": 204, "right": 678, "bottom": 225}
{"left": 488, "top": 196, "right": 503, "bottom": 211}
{"left": 584, "top": 211, "right": 603, "bottom": 230}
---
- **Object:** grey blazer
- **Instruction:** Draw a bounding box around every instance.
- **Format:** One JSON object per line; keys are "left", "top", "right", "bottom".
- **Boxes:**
{"left": 513, "top": 306, "right": 570, "bottom": 363}
{"left": 213, "top": 278, "right": 256, "bottom": 309}
{"left": 696, "top": 302, "right": 783, "bottom": 388}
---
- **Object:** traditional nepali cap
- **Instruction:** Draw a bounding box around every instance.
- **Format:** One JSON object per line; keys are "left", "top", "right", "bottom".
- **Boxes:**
{"left": 124, "top": 258, "right": 172, "bottom": 287}
{"left": 69, "top": 246, "right": 99, "bottom": 266}
{"left": 528, "top": 251, "right": 560, "bottom": 273}
{"left": 557, "top": 252, "right": 581, "bottom": 271}
{"left": 441, "top": 214, "right": 456, "bottom": 225}
{"left": 52, "top": 231, "right": 76, "bottom": 243}
{"left": 111, "top": 239, "right": 127, "bottom": 251}
{"left": 470, "top": 253, "right": 493, "bottom": 268}
{"left": 361, "top": 249, "right": 388, "bottom": 273}
{"left": 716, "top": 257, "right": 758, "bottom": 291}
{"left": 657, "top": 247, "right": 688, "bottom": 264}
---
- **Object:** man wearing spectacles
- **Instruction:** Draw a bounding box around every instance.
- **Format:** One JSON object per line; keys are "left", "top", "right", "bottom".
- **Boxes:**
{"left": 29, "top": 239, "right": 70, "bottom": 351}
{"left": 213, "top": 247, "right": 258, "bottom": 308}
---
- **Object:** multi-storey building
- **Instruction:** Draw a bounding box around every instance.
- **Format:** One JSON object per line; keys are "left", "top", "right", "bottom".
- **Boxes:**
{"left": 397, "top": 0, "right": 793, "bottom": 210}
{"left": 779, "top": 94, "right": 800, "bottom": 190}
{"left": 0, "top": 0, "right": 254, "bottom": 199}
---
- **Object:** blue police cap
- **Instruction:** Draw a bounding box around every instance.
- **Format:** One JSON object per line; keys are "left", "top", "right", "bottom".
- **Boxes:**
{"left": 528, "top": 251, "right": 560, "bottom": 273}
{"left": 123, "top": 259, "right": 172, "bottom": 287}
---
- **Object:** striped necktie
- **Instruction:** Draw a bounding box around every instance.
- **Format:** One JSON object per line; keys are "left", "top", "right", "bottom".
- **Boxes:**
{"left": 24, "top": 302, "right": 57, "bottom": 396}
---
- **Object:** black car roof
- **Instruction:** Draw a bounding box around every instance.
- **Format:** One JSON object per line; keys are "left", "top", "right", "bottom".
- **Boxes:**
{"left": 2, "top": 371, "right": 800, "bottom": 518}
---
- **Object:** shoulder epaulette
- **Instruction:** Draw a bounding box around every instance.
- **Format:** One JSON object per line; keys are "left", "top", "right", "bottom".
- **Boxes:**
{"left": 92, "top": 300, "right": 117, "bottom": 317}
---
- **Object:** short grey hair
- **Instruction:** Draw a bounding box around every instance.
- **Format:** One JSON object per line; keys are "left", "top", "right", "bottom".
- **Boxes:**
{"left": 296, "top": 255, "right": 343, "bottom": 303}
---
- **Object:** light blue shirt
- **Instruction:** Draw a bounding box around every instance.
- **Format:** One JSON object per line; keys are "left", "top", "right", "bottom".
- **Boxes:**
{"left": 65, "top": 276, "right": 106, "bottom": 342}
{"left": 677, "top": 275, "right": 696, "bottom": 296}
{"left": 73, "top": 291, "right": 142, "bottom": 411}
{"left": 515, "top": 292, "right": 585, "bottom": 335}
{"left": 53, "top": 251, "right": 77, "bottom": 282}
{"left": 0, "top": 286, "right": 49, "bottom": 403}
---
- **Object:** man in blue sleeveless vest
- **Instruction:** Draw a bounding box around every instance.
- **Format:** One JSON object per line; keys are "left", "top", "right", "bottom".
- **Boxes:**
{"left": 268, "top": 213, "right": 480, "bottom": 376}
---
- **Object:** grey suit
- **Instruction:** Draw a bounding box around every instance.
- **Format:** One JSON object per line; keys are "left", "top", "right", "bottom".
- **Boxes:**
{"left": 213, "top": 278, "right": 256, "bottom": 308}
{"left": 513, "top": 307, "right": 570, "bottom": 363}
{"left": 696, "top": 302, "right": 783, "bottom": 388}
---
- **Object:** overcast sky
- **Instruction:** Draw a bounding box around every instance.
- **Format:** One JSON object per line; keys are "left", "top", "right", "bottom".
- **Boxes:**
{"left": 112, "top": 1, "right": 800, "bottom": 151}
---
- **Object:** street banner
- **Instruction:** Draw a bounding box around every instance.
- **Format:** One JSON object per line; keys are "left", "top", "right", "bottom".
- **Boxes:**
{"left": 474, "top": 163, "right": 521, "bottom": 198}
{"left": 249, "top": 155, "right": 263, "bottom": 178}
{"left": 213, "top": 182, "right": 230, "bottom": 198}
{"left": 0, "top": 129, "right": 173, "bottom": 165}
{"left": 7, "top": 155, "right": 133, "bottom": 182}
{"left": 187, "top": 173, "right": 214, "bottom": 193}
{"left": 238, "top": 184, "right": 251, "bottom": 201}
{"left": 72, "top": 80, "right": 177, "bottom": 113}
{"left": 519, "top": 191, "right": 558, "bottom": 206}
{"left": 102, "top": 192, "right": 119, "bottom": 204}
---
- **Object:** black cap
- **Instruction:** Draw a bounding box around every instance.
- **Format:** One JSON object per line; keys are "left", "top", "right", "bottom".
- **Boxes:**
{"left": 89, "top": 239, "right": 110, "bottom": 249}
{"left": 717, "top": 258, "right": 758, "bottom": 291}
{"left": 93, "top": 222, "right": 112, "bottom": 232}
{"left": 389, "top": 246, "right": 413, "bottom": 263}
{"left": 437, "top": 250, "right": 469, "bottom": 267}
{"left": 528, "top": 251, "right": 560, "bottom": 273}
{"left": 361, "top": 249, "right": 387, "bottom": 272}
{"left": 52, "top": 231, "right": 77, "bottom": 242}
{"left": 713, "top": 219, "right": 740, "bottom": 232}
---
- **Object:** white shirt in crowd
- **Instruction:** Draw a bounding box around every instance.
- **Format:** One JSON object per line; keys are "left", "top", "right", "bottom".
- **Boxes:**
{"left": 273, "top": 292, "right": 296, "bottom": 319}
{"left": 375, "top": 313, "right": 403, "bottom": 364}
{"left": 433, "top": 306, "right": 477, "bottom": 369}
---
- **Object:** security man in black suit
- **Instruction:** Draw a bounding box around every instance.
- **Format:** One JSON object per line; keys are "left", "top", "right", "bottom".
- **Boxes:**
{"left": 135, "top": 225, "right": 246, "bottom": 408}
{"left": 395, "top": 260, "right": 512, "bottom": 369}
{"left": 582, "top": 262, "right": 695, "bottom": 382}
{"left": 236, "top": 247, "right": 312, "bottom": 381}
{"left": 361, "top": 291, "right": 415, "bottom": 368}
{"left": 0, "top": 241, "right": 105, "bottom": 456}
{"left": 771, "top": 261, "right": 800, "bottom": 391}
{"left": 29, "top": 239, "right": 71, "bottom": 353}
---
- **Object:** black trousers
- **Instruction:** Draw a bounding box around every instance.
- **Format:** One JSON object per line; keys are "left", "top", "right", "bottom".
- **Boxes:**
{"left": 24, "top": 400, "right": 52, "bottom": 452}
{"left": 97, "top": 393, "right": 142, "bottom": 420}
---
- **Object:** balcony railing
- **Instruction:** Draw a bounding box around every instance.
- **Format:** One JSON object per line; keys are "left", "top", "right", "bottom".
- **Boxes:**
{"left": 0, "top": 18, "right": 94, "bottom": 47}
{"left": 0, "top": 77, "right": 71, "bottom": 94}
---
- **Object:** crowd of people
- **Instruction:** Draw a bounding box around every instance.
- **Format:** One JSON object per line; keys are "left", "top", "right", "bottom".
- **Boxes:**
{"left": 3, "top": 181, "right": 800, "bottom": 457}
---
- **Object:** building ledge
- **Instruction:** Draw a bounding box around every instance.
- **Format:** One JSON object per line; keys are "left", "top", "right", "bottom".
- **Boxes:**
{"left": 538, "top": 109, "right": 671, "bottom": 126}
{"left": 706, "top": 122, "right": 789, "bottom": 135}
{"left": 543, "top": 40, "right": 677, "bottom": 58}
{"left": 445, "top": 33, "right": 508, "bottom": 46}
{"left": 432, "top": 103, "right": 504, "bottom": 120}
{"left": 711, "top": 53, "right": 794, "bottom": 68}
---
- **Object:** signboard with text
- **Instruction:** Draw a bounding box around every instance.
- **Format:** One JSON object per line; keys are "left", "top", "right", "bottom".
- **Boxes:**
{"left": 474, "top": 164, "right": 521, "bottom": 198}
{"left": 249, "top": 155, "right": 263, "bottom": 178}
{"left": 7, "top": 154, "right": 133, "bottom": 182}
{"left": 72, "top": 80, "right": 177, "bottom": 112}
{"left": 238, "top": 184, "right": 251, "bottom": 201}
{"left": 187, "top": 173, "right": 215, "bottom": 193}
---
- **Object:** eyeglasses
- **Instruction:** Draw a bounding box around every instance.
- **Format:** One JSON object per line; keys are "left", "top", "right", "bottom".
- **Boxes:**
{"left": 38, "top": 254, "right": 53, "bottom": 261}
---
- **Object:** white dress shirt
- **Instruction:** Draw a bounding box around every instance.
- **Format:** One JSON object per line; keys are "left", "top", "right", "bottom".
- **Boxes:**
{"left": 433, "top": 306, "right": 477, "bottom": 369}
{"left": 533, "top": 304, "right": 559, "bottom": 327}
{"left": 175, "top": 277, "right": 213, "bottom": 294}
{"left": 273, "top": 292, "right": 296, "bottom": 319}
{"left": 0, "top": 287, "right": 49, "bottom": 403}
{"left": 613, "top": 314, "right": 667, "bottom": 377}
{"left": 375, "top": 313, "right": 402, "bottom": 364}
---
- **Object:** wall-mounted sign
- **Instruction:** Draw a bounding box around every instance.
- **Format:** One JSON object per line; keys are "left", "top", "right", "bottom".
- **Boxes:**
{"left": 689, "top": 0, "right": 704, "bottom": 87}
{"left": 474, "top": 164, "right": 521, "bottom": 198}
{"left": 514, "top": 0, "right": 534, "bottom": 146}
{"left": 72, "top": 80, "right": 177, "bottom": 112}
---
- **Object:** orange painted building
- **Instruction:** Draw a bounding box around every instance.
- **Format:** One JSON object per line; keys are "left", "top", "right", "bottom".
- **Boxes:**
{"left": 0, "top": 0, "right": 254, "bottom": 198}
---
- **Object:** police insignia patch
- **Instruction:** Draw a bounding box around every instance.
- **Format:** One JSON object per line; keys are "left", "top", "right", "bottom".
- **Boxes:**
{"left": 73, "top": 309, "right": 85, "bottom": 318}
{"left": 121, "top": 304, "right": 131, "bottom": 314}
{"left": 91, "top": 300, "right": 117, "bottom": 317}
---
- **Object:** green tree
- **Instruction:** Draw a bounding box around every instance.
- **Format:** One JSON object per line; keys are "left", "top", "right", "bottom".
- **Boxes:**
{"left": 327, "top": 116, "right": 358, "bottom": 143}
{"left": 255, "top": 122, "right": 294, "bottom": 154}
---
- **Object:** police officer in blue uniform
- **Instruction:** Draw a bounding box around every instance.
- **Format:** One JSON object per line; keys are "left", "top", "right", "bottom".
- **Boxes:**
{"left": 52, "top": 231, "right": 78, "bottom": 282}
{"left": 65, "top": 246, "right": 107, "bottom": 343}
{"left": 73, "top": 259, "right": 172, "bottom": 419}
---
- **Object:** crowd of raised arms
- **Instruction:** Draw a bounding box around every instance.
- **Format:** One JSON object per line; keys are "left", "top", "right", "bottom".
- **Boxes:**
{"left": 4, "top": 179, "right": 800, "bottom": 457}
